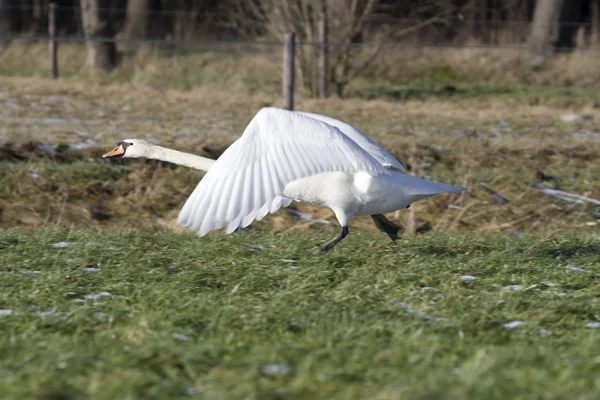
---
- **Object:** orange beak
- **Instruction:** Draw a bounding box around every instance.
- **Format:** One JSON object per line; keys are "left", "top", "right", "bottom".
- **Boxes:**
{"left": 103, "top": 144, "right": 125, "bottom": 158}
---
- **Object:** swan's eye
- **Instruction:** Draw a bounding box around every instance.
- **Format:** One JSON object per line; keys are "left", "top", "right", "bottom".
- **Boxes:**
{"left": 120, "top": 141, "right": 133, "bottom": 149}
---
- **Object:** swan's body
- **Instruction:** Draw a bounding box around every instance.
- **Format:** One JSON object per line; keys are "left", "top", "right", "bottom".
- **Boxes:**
{"left": 104, "top": 107, "right": 465, "bottom": 253}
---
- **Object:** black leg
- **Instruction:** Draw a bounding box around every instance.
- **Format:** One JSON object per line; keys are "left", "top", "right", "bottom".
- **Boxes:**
{"left": 312, "top": 226, "right": 349, "bottom": 255}
{"left": 370, "top": 214, "right": 400, "bottom": 242}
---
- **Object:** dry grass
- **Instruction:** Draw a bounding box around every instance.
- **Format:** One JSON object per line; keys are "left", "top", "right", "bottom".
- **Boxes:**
{"left": 1, "top": 75, "right": 599, "bottom": 237}
{"left": 0, "top": 41, "right": 283, "bottom": 93}
{"left": 365, "top": 46, "right": 600, "bottom": 87}
{"left": 4, "top": 40, "right": 600, "bottom": 96}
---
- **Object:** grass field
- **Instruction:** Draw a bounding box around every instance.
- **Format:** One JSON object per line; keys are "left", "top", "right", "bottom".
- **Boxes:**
{"left": 1, "top": 228, "right": 599, "bottom": 399}
{"left": 1, "top": 52, "right": 600, "bottom": 399}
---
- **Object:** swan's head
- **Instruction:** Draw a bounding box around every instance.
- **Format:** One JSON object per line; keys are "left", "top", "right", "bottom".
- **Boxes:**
{"left": 102, "top": 139, "right": 152, "bottom": 159}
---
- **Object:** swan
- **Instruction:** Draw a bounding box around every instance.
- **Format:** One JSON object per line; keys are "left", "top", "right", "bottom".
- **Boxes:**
{"left": 103, "top": 107, "right": 466, "bottom": 253}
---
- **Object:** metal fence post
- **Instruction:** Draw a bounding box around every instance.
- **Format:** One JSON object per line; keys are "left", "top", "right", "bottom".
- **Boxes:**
{"left": 49, "top": 2, "right": 58, "bottom": 79}
{"left": 282, "top": 32, "right": 296, "bottom": 110}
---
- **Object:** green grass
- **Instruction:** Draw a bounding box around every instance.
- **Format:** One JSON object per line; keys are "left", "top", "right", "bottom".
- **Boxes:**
{"left": 1, "top": 228, "right": 599, "bottom": 399}
{"left": 352, "top": 82, "right": 600, "bottom": 103}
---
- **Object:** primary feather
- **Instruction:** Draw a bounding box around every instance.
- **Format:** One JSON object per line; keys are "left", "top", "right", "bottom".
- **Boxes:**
{"left": 177, "top": 107, "right": 389, "bottom": 236}
{"left": 297, "top": 111, "right": 406, "bottom": 172}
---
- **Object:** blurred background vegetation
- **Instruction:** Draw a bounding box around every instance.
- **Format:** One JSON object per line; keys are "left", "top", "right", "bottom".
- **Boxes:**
{"left": 1, "top": 0, "right": 600, "bottom": 98}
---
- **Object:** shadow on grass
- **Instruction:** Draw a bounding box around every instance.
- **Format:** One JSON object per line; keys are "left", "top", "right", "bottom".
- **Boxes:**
{"left": 537, "top": 243, "right": 600, "bottom": 259}
{"left": 412, "top": 243, "right": 494, "bottom": 257}
{"left": 354, "top": 83, "right": 600, "bottom": 102}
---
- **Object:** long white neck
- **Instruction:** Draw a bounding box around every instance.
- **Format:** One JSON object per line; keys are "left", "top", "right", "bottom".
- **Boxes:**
{"left": 146, "top": 145, "right": 216, "bottom": 171}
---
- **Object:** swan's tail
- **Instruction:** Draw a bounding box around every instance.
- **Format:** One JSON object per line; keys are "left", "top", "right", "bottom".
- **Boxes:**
{"left": 395, "top": 173, "right": 466, "bottom": 203}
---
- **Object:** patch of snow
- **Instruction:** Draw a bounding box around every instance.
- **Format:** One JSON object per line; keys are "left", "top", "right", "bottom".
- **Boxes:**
{"left": 39, "top": 118, "right": 70, "bottom": 125}
{"left": 459, "top": 275, "right": 476, "bottom": 281}
{"left": 250, "top": 245, "right": 265, "bottom": 252}
{"left": 570, "top": 130, "right": 600, "bottom": 140}
{"left": 82, "top": 267, "right": 99, "bottom": 273}
{"left": 281, "top": 259, "right": 296, "bottom": 263}
{"left": 50, "top": 241, "right": 76, "bottom": 248}
{"left": 546, "top": 291, "right": 568, "bottom": 297}
{"left": 172, "top": 333, "right": 189, "bottom": 341}
{"left": 0, "top": 309, "right": 13, "bottom": 317}
{"left": 185, "top": 386, "right": 199, "bottom": 396}
{"left": 20, "top": 270, "right": 41, "bottom": 275}
{"left": 32, "top": 311, "right": 63, "bottom": 317}
{"left": 538, "top": 329, "right": 553, "bottom": 335}
{"left": 489, "top": 127, "right": 503, "bottom": 137}
{"left": 85, "top": 291, "right": 112, "bottom": 300}
{"left": 502, "top": 285, "right": 524, "bottom": 291}
{"left": 585, "top": 322, "right": 600, "bottom": 328}
{"left": 535, "top": 289, "right": 567, "bottom": 297}
{"left": 559, "top": 113, "right": 593, "bottom": 122}
{"left": 262, "top": 364, "right": 291, "bottom": 376}
{"left": 504, "top": 321, "right": 525, "bottom": 329}
{"left": 395, "top": 301, "right": 448, "bottom": 322}
{"left": 69, "top": 139, "right": 97, "bottom": 151}
{"left": 37, "top": 144, "right": 57, "bottom": 154}
{"left": 28, "top": 170, "right": 40, "bottom": 179}
{"left": 565, "top": 264, "right": 591, "bottom": 273}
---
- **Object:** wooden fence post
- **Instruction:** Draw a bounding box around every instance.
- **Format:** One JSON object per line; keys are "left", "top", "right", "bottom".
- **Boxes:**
{"left": 49, "top": 2, "right": 58, "bottom": 79}
{"left": 318, "top": 8, "right": 328, "bottom": 98}
{"left": 282, "top": 32, "right": 296, "bottom": 110}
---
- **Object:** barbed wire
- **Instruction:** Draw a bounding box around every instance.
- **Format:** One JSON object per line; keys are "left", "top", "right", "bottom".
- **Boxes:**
{"left": 2, "top": 3, "right": 598, "bottom": 53}
{"left": 2, "top": 34, "right": 598, "bottom": 53}
{"left": 1, "top": 4, "right": 597, "bottom": 28}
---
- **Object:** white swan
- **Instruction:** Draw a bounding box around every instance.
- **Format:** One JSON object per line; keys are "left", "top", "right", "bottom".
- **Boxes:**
{"left": 103, "top": 107, "right": 466, "bottom": 253}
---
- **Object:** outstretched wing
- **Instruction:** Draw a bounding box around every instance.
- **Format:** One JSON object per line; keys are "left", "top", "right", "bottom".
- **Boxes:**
{"left": 297, "top": 111, "right": 407, "bottom": 172}
{"left": 177, "top": 107, "right": 388, "bottom": 236}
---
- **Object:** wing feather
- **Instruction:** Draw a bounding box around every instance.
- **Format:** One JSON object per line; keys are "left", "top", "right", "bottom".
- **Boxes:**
{"left": 177, "top": 107, "right": 388, "bottom": 236}
{"left": 297, "top": 111, "right": 406, "bottom": 172}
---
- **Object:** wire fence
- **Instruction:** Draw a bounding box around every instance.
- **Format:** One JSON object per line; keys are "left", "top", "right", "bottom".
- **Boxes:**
{"left": 3, "top": 2, "right": 600, "bottom": 104}
{"left": 2, "top": 3, "right": 599, "bottom": 52}
{"left": 4, "top": 35, "right": 600, "bottom": 56}
{"left": 2, "top": 3, "right": 598, "bottom": 27}
{"left": 1, "top": 34, "right": 542, "bottom": 50}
